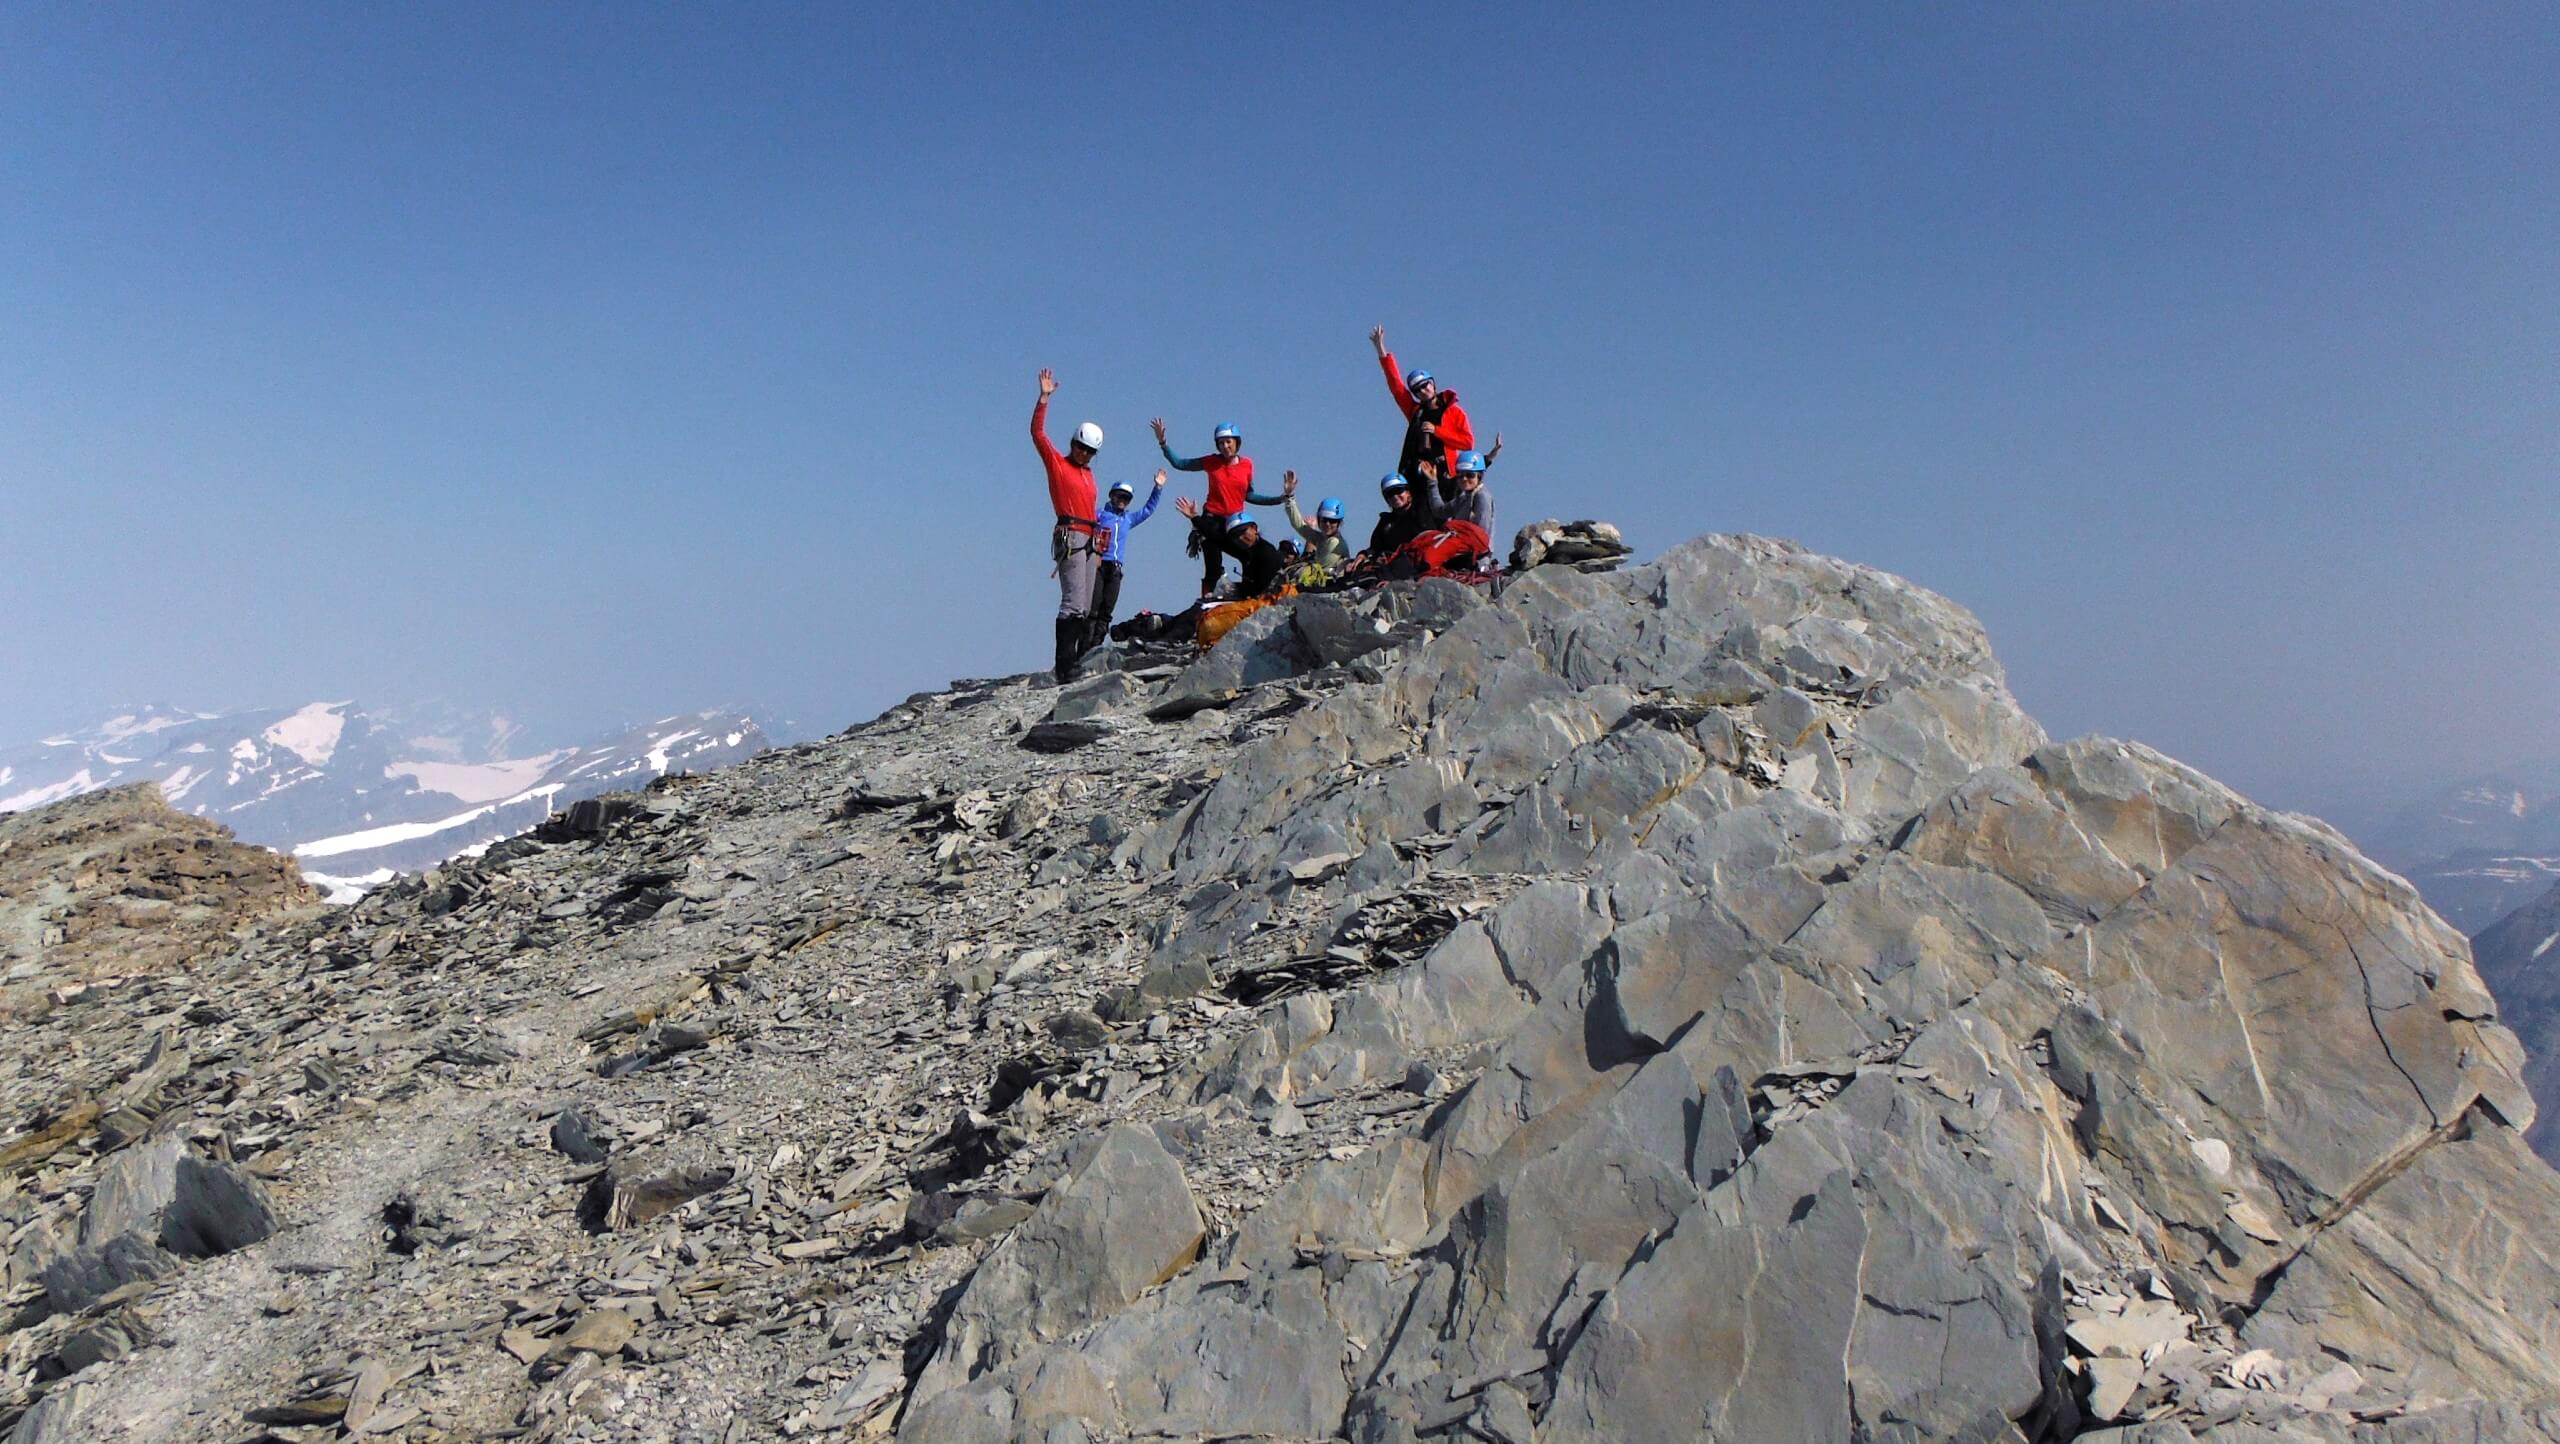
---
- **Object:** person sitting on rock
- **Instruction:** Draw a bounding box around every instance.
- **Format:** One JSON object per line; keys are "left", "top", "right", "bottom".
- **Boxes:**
{"left": 1153, "top": 417, "right": 1288, "bottom": 599}
{"left": 1349, "top": 472, "right": 1441, "bottom": 575}
{"left": 1370, "top": 324, "right": 1475, "bottom": 487}
{"left": 1174, "top": 495, "right": 1287, "bottom": 598}
{"left": 1434, "top": 432, "right": 1501, "bottom": 507}
{"left": 1277, "top": 472, "right": 1352, "bottom": 585}
{"left": 1440, "top": 450, "right": 1495, "bottom": 561}
{"left": 1088, "top": 470, "right": 1166, "bottom": 654}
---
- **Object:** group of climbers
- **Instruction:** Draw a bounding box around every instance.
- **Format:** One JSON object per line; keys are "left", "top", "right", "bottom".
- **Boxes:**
{"left": 1031, "top": 327, "right": 1506, "bottom": 682}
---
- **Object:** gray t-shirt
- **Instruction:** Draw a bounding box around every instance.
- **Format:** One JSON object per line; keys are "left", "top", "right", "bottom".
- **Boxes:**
{"left": 1444, "top": 485, "right": 1494, "bottom": 545}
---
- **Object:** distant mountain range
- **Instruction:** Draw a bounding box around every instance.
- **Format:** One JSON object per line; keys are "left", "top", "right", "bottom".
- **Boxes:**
{"left": 0, "top": 701, "right": 772, "bottom": 896}
{"left": 2332, "top": 772, "right": 2560, "bottom": 934}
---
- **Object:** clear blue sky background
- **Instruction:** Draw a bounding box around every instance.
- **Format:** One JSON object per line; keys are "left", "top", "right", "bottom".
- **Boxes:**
{"left": 3, "top": 3, "right": 2553, "bottom": 812}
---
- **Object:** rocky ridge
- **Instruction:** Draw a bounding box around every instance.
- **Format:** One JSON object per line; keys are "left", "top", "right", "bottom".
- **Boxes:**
{"left": 0, "top": 534, "right": 2552, "bottom": 1443}
{"left": 0, "top": 785, "right": 319, "bottom": 1016}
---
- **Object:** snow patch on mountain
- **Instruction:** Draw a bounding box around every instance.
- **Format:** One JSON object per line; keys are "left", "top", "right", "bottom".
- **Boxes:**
{"left": 262, "top": 701, "right": 350, "bottom": 766}
{"left": 294, "top": 784, "right": 566, "bottom": 859}
{"left": 386, "top": 754, "right": 570, "bottom": 804}
{"left": 0, "top": 768, "right": 97, "bottom": 813}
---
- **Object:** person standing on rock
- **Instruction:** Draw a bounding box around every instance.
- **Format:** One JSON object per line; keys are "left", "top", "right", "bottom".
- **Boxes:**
{"left": 1370, "top": 325, "right": 1475, "bottom": 489}
{"left": 1033, "top": 368, "right": 1106, "bottom": 684}
{"left": 1088, "top": 470, "right": 1166, "bottom": 653}
{"left": 1153, "top": 417, "right": 1287, "bottom": 599}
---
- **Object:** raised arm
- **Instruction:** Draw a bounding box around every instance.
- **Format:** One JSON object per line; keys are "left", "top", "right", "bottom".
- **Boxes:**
{"left": 1379, "top": 350, "right": 1417, "bottom": 418}
{"left": 1032, "top": 369, "right": 1060, "bottom": 463}
{"left": 1129, "top": 471, "right": 1165, "bottom": 527}
{"left": 1151, "top": 416, "right": 1209, "bottom": 472}
{"left": 1279, "top": 473, "right": 1322, "bottom": 542}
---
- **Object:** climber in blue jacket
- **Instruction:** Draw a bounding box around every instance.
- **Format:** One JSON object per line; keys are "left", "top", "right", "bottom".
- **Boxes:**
{"left": 1087, "top": 469, "right": 1165, "bottom": 651}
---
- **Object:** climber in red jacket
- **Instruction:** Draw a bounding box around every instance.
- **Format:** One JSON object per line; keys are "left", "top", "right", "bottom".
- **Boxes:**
{"left": 1369, "top": 325, "right": 1475, "bottom": 486}
{"left": 1033, "top": 368, "right": 1105, "bottom": 684}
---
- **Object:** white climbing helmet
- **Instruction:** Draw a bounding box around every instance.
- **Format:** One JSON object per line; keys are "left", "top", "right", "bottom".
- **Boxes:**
{"left": 1071, "top": 421, "right": 1104, "bottom": 453}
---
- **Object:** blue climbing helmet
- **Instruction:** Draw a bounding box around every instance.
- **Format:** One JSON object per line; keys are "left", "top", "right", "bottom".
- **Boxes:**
{"left": 1227, "top": 512, "right": 1258, "bottom": 532}
{"left": 1379, "top": 473, "right": 1412, "bottom": 496}
{"left": 1108, "top": 481, "right": 1136, "bottom": 503}
{"left": 1454, "top": 450, "right": 1486, "bottom": 475}
{"left": 1212, "top": 423, "right": 1242, "bottom": 443}
{"left": 1316, "top": 497, "right": 1346, "bottom": 523}
{"left": 1403, "top": 368, "right": 1434, "bottom": 391}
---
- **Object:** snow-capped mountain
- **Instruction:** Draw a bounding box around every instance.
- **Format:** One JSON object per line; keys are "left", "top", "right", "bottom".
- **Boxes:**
{"left": 2329, "top": 771, "right": 2560, "bottom": 933}
{"left": 0, "top": 702, "right": 771, "bottom": 896}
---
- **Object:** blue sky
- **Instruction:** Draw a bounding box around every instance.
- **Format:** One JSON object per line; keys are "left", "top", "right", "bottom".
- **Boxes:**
{"left": 3, "top": 3, "right": 2553, "bottom": 810}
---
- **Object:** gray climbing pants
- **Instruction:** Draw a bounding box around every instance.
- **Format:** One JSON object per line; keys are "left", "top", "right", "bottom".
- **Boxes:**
{"left": 1054, "top": 523, "right": 1098, "bottom": 620}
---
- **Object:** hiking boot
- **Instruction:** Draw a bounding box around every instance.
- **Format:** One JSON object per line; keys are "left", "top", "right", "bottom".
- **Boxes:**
{"left": 1053, "top": 616, "right": 1084, "bottom": 685}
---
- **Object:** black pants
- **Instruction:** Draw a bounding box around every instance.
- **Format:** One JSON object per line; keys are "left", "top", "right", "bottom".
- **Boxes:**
{"left": 1200, "top": 514, "right": 1235, "bottom": 595}
{"left": 1092, "top": 561, "right": 1123, "bottom": 634}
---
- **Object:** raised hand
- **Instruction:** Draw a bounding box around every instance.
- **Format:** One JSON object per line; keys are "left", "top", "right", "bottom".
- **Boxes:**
{"left": 1038, "top": 368, "right": 1057, "bottom": 398}
{"left": 1368, "top": 325, "right": 1388, "bottom": 357}
{"left": 1282, "top": 470, "right": 1299, "bottom": 497}
{"left": 1152, "top": 469, "right": 1167, "bottom": 488}
{"left": 1150, "top": 416, "right": 1168, "bottom": 443}
{"left": 1174, "top": 494, "right": 1201, "bottom": 518}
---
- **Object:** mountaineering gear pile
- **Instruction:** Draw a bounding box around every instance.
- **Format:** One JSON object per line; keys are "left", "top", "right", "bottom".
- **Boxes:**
{"left": 1197, "top": 588, "right": 1294, "bottom": 648}
{"left": 1379, "top": 350, "right": 1475, "bottom": 482}
{"left": 1381, "top": 520, "right": 1493, "bottom": 580}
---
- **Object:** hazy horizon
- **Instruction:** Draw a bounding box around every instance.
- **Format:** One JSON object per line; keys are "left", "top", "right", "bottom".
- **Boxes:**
{"left": 6, "top": 4, "right": 2554, "bottom": 818}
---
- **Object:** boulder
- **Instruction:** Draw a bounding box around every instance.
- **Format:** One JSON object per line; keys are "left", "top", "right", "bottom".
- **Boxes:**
{"left": 913, "top": 1124, "right": 1206, "bottom": 1404}
{"left": 80, "top": 1138, "right": 276, "bottom": 1261}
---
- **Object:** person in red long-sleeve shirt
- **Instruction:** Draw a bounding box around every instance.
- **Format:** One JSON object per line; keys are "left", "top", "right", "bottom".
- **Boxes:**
{"left": 1152, "top": 417, "right": 1287, "bottom": 598}
{"left": 1032, "top": 368, "right": 1107, "bottom": 684}
{"left": 1369, "top": 325, "right": 1476, "bottom": 493}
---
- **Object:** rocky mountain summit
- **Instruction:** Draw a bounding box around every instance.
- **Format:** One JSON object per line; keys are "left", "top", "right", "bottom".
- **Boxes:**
{"left": 1, "top": 534, "right": 2554, "bottom": 1443}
